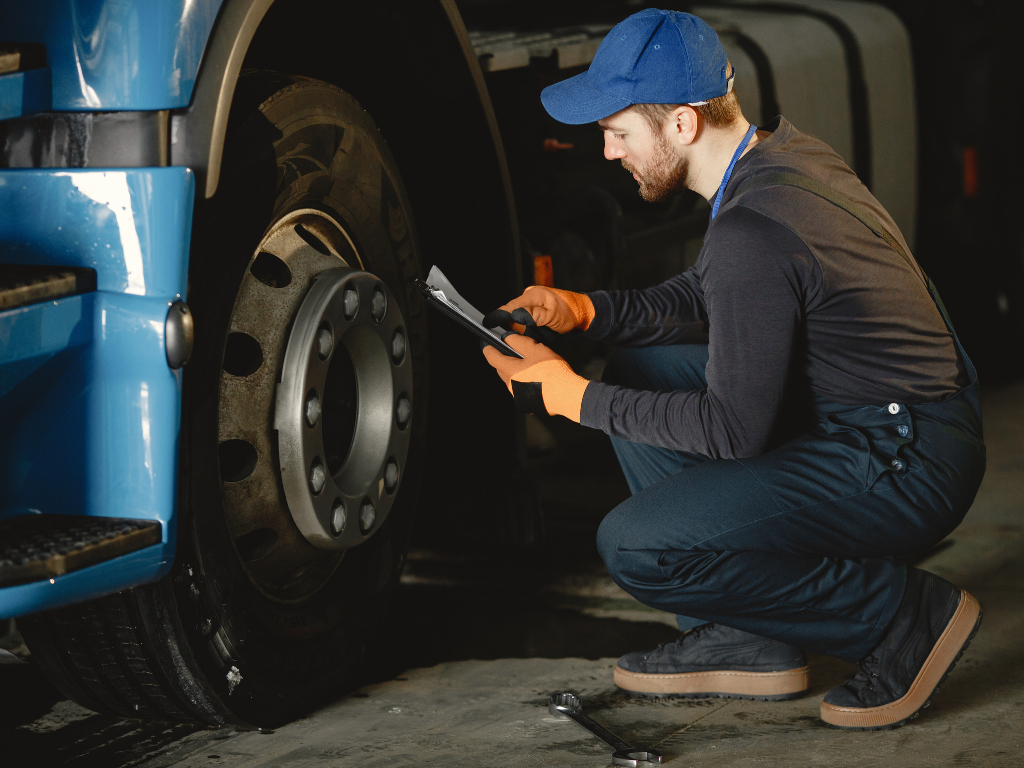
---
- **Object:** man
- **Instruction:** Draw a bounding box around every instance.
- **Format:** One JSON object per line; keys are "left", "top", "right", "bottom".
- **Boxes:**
{"left": 481, "top": 9, "right": 985, "bottom": 730}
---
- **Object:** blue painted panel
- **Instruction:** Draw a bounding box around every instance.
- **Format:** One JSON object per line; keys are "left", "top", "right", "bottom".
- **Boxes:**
{"left": 0, "top": 166, "right": 193, "bottom": 617}
{"left": 88, "top": 291, "right": 184, "bottom": 520}
{"left": 0, "top": 0, "right": 224, "bottom": 110}
{"left": 0, "top": 293, "right": 91, "bottom": 399}
{"left": 0, "top": 67, "right": 52, "bottom": 120}
{"left": 0, "top": 304, "right": 92, "bottom": 522}
{"left": 0, "top": 168, "right": 194, "bottom": 297}
{"left": 0, "top": 292, "right": 184, "bottom": 521}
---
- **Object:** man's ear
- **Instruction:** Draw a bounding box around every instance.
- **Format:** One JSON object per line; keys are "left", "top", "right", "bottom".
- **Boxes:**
{"left": 668, "top": 105, "right": 699, "bottom": 147}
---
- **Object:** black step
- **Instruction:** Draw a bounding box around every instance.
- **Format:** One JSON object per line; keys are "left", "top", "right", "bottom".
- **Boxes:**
{"left": 0, "top": 515, "right": 161, "bottom": 588}
{"left": 0, "top": 265, "right": 96, "bottom": 311}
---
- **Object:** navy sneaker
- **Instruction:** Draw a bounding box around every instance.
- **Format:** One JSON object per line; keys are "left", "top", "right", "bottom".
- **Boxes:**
{"left": 614, "top": 623, "right": 811, "bottom": 700}
{"left": 820, "top": 568, "right": 983, "bottom": 730}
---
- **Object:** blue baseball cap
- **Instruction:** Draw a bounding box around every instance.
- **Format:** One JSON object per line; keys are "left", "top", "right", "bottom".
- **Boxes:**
{"left": 541, "top": 9, "right": 732, "bottom": 125}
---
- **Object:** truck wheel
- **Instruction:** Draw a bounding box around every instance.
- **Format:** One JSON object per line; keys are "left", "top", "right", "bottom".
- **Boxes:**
{"left": 20, "top": 75, "right": 428, "bottom": 727}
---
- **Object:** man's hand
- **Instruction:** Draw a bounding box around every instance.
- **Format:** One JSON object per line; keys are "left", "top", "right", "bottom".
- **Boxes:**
{"left": 481, "top": 334, "right": 590, "bottom": 422}
{"left": 482, "top": 285, "right": 595, "bottom": 334}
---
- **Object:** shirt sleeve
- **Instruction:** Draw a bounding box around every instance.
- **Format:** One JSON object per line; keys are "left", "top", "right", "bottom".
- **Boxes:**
{"left": 584, "top": 267, "right": 709, "bottom": 346}
{"left": 580, "top": 207, "right": 818, "bottom": 459}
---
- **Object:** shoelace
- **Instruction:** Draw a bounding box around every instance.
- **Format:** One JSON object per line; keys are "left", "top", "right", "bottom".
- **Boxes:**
{"left": 652, "top": 623, "right": 716, "bottom": 655}
{"left": 849, "top": 654, "right": 881, "bottom": 692}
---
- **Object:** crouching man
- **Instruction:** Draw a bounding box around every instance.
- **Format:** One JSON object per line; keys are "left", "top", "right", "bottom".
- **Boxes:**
{"left": 481, "top": 9, "right": 985, "bottom": 729}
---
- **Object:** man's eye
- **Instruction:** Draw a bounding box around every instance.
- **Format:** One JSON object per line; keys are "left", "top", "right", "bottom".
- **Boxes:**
{"left": 614, "top": 134, "right": 626, "bottom": 140}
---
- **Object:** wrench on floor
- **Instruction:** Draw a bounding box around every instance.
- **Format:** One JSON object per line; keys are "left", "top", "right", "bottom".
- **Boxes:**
{"left": 548, "top": 692, "right": 663, "bottom": 767}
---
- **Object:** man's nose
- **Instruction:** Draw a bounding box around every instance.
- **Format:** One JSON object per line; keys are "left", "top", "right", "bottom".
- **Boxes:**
{"left": 604, "top": 135, "right": 626, "bottom": 161}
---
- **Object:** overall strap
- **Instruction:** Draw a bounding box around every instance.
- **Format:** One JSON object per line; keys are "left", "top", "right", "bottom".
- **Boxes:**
{"left": 735, "top": 172, "right": 926, "bottom": 286}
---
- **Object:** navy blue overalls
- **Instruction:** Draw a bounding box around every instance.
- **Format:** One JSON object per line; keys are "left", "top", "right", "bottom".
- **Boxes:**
{"left": 596, "top": 173, "right": 986, "bottom": 663}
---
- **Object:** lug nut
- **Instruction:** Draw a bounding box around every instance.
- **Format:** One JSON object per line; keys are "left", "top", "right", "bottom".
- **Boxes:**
{"left": 391, "top": 330, "right": 406, "bottom": 364}
{"left": 359, "top": 499, "right": 376, "bottom": 533}
{"left": 343, "top": 288, "right": 359, "bottom": 320}
{"left": 316, "top": 326, "right": 333, "bottom": 360}
{"left": 396, "top": 396, "right": 411, "bottom": 429}
{"left": 371, "top": 287, "right": 387, "bottom": 322}
{"left": 309, "top": 459, "right": 326, "bottom": 494}
{"left": 305, "top": 392, "right": 321, "bottom": 427}
{"left": 384, "top": 459, "right": 399, "bottom": 493}
{"left": 331, "top": 500, "right": 347, "bottom": 535}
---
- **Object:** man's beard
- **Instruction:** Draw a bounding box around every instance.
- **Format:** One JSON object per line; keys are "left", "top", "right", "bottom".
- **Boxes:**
{"left": 622, "top": 137, "right": 689, "bottom": 202}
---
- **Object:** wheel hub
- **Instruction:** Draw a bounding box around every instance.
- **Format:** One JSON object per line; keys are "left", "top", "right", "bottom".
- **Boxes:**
{"left": 275, "top": 268, "right": 413, "bottom": 550}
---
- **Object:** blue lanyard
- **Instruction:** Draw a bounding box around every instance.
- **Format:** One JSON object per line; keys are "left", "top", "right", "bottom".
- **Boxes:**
{"left": 711, "top": 123, "right": 758, "bottom": 219}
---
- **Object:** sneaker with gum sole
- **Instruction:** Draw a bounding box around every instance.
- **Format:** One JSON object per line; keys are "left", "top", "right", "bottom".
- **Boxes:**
{"left": 820, "top": 568, "right": 982, "bottom": 730}
{"left": 614, "top": 623, "right": 811, "bottom": 700}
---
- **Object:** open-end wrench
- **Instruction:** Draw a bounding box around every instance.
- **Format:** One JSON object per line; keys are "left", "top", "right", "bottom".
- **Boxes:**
{"left": 548, "top": 692, "right": 663, "bottom": 767}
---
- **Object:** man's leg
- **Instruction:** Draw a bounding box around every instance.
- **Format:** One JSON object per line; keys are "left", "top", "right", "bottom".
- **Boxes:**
{"left": 602, "top": 346, "right": 715, "bottom": 633}
{"left": 598, "top": 448, "right": 906, "bottom": 659}
{"left": 603, "top": 344, "right": 712, "bottom": 493}
{"left": 597, "top": 407, "right": 983, "bottom": 722}
{"left": 598, "top": 424, "right": 976, "bottom": 656}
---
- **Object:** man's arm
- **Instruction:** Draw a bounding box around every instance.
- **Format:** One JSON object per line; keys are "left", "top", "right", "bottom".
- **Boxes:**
{"left": 580, "top": 207, "right": 818, "bottom": 459}
{"left": 584, "top": 267, "right": 709, "bottom": 346}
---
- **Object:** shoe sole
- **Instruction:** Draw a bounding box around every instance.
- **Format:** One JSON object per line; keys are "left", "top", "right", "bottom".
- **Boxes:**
{"left": 614, "top": 665, "right": 812, "bottom": 701}
{"left": 820, "top": 589, "right": 983, "bottom": 730}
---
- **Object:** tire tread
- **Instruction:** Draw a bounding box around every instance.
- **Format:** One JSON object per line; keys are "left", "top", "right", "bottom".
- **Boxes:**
{"left": 21, "top": 590, "right": 218, "bottom": 723}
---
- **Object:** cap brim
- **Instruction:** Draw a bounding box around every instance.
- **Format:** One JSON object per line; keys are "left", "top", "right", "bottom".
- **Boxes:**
{"left": 540, "top": 71, "right": 633, "bottom": 125}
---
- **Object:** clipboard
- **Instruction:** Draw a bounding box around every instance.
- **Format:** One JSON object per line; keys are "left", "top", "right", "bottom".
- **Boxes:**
{"left": 414, "top": 266, "right": 524, "bottom": 359}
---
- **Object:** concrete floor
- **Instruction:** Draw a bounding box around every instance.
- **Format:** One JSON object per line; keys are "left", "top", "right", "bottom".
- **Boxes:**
{"left": 3, "top": 380, "right": 1022, "bottom": 767}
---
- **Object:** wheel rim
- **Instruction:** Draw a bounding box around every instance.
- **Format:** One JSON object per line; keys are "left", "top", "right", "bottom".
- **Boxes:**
{"left": 275, "top": 268, "right": 413, "bottom": 549}
{"left": 217, "top": 208, "right": 413, "bottom": 599}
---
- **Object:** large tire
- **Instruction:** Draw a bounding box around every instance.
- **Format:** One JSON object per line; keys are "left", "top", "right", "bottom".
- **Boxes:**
{"left": 21, "top": 75, "right": 428, "bottom": 727}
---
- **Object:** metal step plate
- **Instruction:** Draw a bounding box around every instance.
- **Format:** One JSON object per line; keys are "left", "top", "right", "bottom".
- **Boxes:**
{"left": 0, "top": 265, "right": 96, "bottom": 312}
{"left": 0, "top": 515, "right": 162, "bottom": 588}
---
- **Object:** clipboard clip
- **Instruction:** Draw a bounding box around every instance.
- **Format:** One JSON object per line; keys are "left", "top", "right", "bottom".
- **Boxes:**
{"left": 413, "top": 278, "right": 524, "bottom": 359}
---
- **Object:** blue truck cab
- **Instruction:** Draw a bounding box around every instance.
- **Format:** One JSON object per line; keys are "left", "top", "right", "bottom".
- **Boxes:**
{"left": 1, "top": 1, "right": 215, "bottom": 618}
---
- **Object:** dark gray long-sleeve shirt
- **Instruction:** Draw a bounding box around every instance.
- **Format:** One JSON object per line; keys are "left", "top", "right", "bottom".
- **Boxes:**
{"left": 580, "top": 117, "right": 965, "bottom": 459}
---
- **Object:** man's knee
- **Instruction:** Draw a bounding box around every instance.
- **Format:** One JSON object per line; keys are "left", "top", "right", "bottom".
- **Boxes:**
{"left": 595, "top": 509, "right": 623, "bottom": 573}
{"left": 596, "top": 503, "right": 665, "bottom": 586}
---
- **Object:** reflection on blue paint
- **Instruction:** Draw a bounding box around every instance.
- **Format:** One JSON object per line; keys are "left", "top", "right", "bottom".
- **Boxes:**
{"left": 0, "top": 168, "right": 193, "bottom": 296}
{"left": 0, "top": 167, "right": 194, "bottom": 617}
{"left": 0, "top": 0, "right": 224, "bottom": 110}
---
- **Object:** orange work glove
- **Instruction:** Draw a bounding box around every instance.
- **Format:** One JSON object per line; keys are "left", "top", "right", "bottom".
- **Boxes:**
{"left": 481, "top": 334, "right": 590, "bottom": 422}
{"left": 483, "top": 286, "right": 595, "bottom": 334}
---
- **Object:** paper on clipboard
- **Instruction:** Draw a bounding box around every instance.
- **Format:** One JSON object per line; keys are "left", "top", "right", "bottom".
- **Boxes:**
{"left": 422, "top": 266, "right": 524, "bottom": 358}
{"left": 425, "top": 266, "right": 487, "bottom": 324}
